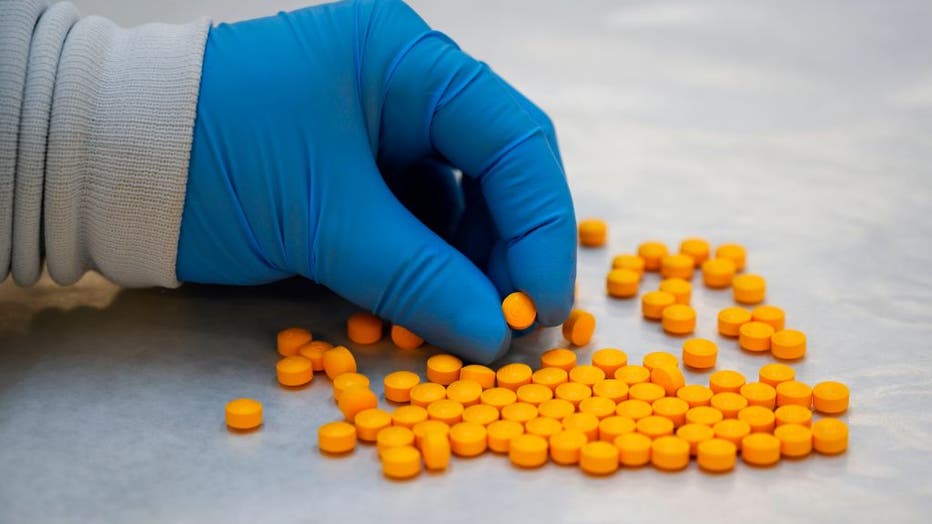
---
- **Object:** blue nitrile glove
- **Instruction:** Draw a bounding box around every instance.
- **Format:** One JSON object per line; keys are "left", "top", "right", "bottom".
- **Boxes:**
{"left": 177, "top": 0, "right": 576, "bottom": 363}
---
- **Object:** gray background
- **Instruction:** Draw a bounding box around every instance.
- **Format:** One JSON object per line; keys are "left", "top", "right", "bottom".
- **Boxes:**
{"left": 2, "top": 0, "right": 931, "bottom": 522}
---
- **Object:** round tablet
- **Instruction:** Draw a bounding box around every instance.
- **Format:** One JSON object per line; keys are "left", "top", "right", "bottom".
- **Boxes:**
{"left": 337, "top": 386, "right": 378, "bottom": 421}
{"left": 751, "top": 305, "right": 785, "bottom": 331}
{"left": 741, "top": 433, "right": 781, "bottom": 466}
{"left": 732, "top": 274, "right": 766, "bottom": 304}
{"left": 615, "top": 365, "right": 651, "bottom": 385}
{"left": 501, "top": 402, "right": 539, "bottom": 425}
{"left": 579, "top": 396, "right": 617, "bottom": 419}
{"left": 629, "top": 382, "right": 665, "bottom": 404}
{"left": 615, "top": 432, "right": 652, "bottom": 467}
{"left": 318, "top": 421, "right": 356, "bottom": 454}
{"left": 376, "top": 426, "right": 415, "bottom": 452}
{"left": 652, "top": 397, "right": 690, "bottom": 427}
{"left": 677, "top": 385, "right": 714, "bottom": 408}
{"left": 713, "top": 419, "right": 751, "bottom": 449}
{"left": 592, "top": 379, "right": 629, "bottom": 403}
{"left": 638, "top": 241, "right": 668, "bottom": 271}
{"left": 740, "top": 382, "right": 777, "bottom": 409}
{"left": 650, "top": 365, "right": 686, "bottom": 396}
{"left": 225, "top": 398, "right": 262, "bottom": 430}
{"left": 540, "top": 348, "right": 577, "bottom": 371}
{"left": 676, "top": 423, "right": 715, "bottom": 455}
{"left": 580, "top": 441, "right": 620, "bottom": 475}
{"left": 739, "top": 321, "right": 774, "bottom": 352}
{"left": 426, "top": 354, "right": 462, "bottom": 385}
{"left": 496, "top": 363, "right": 534, "bottom": 391}
{"left": 446, "top": 379, "right": 483, "bottom": 407}
{"left": 532, "top": 367, "right": 569, "bottom": 391}
{"left": 480, "top": 387, "right": 518, "bottom": 409}
{"left": 392, "top": 405, "right": 428, "bottom": 429}
{"left": 383, "top": 371, "right": 420, "bottom": 403}
{"left": 682, "top": 337, "right": 718, "bottom": 370}
{"left": 333, "top": 372, "right": 370, "bottom": 400}
{"left": 555, "top": 382, "right": 592, "bottom": 406}
{"left": 347, "top": 312, "right": 382, "bottom": 344}
{"left": 710, "top": 369, "right": 746, "bottom": 394}
{"left": 641, "top": 291, "right": 675, "bottom": 320}
{"left": 685, "top": 406, "right": 724, "bottom": 427}
{"left": 651, "top": 436, "right": 690, "bottom": 471}
{"left": 354, "top": 408, "right": 392, "bottom": 442}
{"left": 662, "top": 304, "right": 696, "bottom": 335}
{"left": 598, "top": 415, "right": 637, "bottom": 442}
{"left": 459, "top": 364, "right": 496, "bottom": 389}
{"left": 774, "top": 423, "right": 813, "bottom": 458}
{"left": 774, "top": 405, "right": 812, "bottom": 427}
{"left": 389, "top": 325, "right": 423, "bottom": 350}
{"left": 711, "top": 392, "right": 748, "bottom": 418}
{"left": 578, "top": 219, "right": 608, "bottom": 247}
{"left": 771, "top": 329, "right": 807, "bottom": 360}
{"left": 660, "top": 253, "right": 695, "bottom": 280}
{"left": 276, "top": 356, "right": 313, "bottom": 387}
{"left": 322, "top": 346, "right": 357, "bottom": 380}
{"left": 563, "top": 309, "right": 596, "bottom": 346}
{"left": 449, "top": 421, "right": 488, "bottom": 457}
{"left": 812, "top": 418, "right": 848, "bottom": 454}
{"left": 525, "top": 416, "right": 564, "bottom": 438}
{"left": 569, "top": 365, "right": 605, "bottom": 387}
{"left": 509, "top": 434, "right": 549, "bottom": 468}
{"left": 701, "top": 258, "right": 736, "bottom": 288}
{"left": 636, "top": 415, "right": 675, "bottom": 439}
{"left": 679, "top": 238, "right": 710, "bottom": 266}
{"left": 502, "top": 291, "right": 537, "bottom": 330}
{"left": 606, "top": 269, "right": 639, "bottom": 298}
{"left": 277, "top": 327, "right": 312, "bottom": 357}
{"left": 813, "top": 381, "right": 850, "bottom": 414}
{"left": 298, "top": 340, "right": 332, "bottom": 371}
{"left": 462, "top": 404, "right": 500, "bottom": 426}
{"left": 715, "top": 243, "right": 746, "bottom": 271}
{"left": 612, "top": 254, "right": 646, "bottom": 276}
{"left": 737, "top": 405, "right": 776, "bottom": 433}
{"left": 550, "top": 429, "right": 588, "bottom": 465}
{"left": 660, "top": 278, "right": 692, "bottom": 305}
{"left": 487, "top": 420, "right": 524, "bottom": 453}
{"left": 412, "top": 420, "right": 450, "bottom": 448}
{"left": 717, "top": 307, "right": 751, "bottom": 337}
{"left": 426, "top": 399, "right": 465, "bottom": 425}
{"left": 409, "top": 382, "right": 446, "bottom": 407}
{"left": 380, "top": 445, "right": 421, "bottom": 479}
{"left": 421, "top": 431, "right": 451, "bottom": 471}
{"left": 775, "top": 380, "right": 813, "bottom": 408}
{"left": 591, "top": 348, "right": 628, "bottom": 376}
{"left": 616, "top": 399, "right": 653, "bottom": 421}
{"left": 538, "top": 398, "right": 575, "bottom": 420}
{"left": 563, "top": 412, "right": 601, "bottom": 441}
{"left": 697, "top": 438, "right": 736, "bottom": 472}
{"left": 759, "top": 363, "right": 795, "bottom": 387}
{"left": 642, "top": 351, "right": 679, "bottom": 371}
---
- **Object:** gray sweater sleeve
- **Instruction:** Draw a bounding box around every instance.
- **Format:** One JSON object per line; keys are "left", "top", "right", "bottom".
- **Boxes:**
{"left": 0, "top": 0, "right": 209, "bottom": 287}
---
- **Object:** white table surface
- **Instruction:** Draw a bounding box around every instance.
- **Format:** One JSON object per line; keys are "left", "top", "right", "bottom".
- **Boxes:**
{"left": 2, "top": 1, "right": 931, "bottom": 522}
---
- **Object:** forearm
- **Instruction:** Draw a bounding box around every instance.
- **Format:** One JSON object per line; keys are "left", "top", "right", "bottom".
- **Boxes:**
{"left": 0, "top": 0, "right": 209, "bottom": 287}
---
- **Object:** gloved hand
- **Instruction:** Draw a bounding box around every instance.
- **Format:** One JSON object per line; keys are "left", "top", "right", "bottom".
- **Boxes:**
{"left": 177, "top": 0, "right": 576, "bottom": 363}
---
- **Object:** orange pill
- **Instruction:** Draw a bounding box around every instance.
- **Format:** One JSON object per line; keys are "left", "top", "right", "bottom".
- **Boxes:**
{"left": 813, "top": 381, "right": 850, "bottom": 414}
{"left": 480, "top": 387, "right": 518, "bottom": 410}
{"left": 376, "top": 425, "right": 415, "bottom": 452}
{"left": 681, "top": 338, "right": 717, "bottom": 370}
{"left": 616, "top": 399, "right": 653, "bottom": 421}
{"left": 659, "top": 278, "right": 692, "bottom": 305}
{"left": 459, "top": 364, "right": 496, "bottom": 389}
{"left": 563, "top": 412, "right": 601, "bottom": 441}
{"left": 652, "top": 397, "right": 690, "bottom": 427}
{"left": 409, "top": 382, "right": 446, "bottom": 407}
{"left": 426, "top": 354, "right": 462, "bottom": 385}
{"left": 449, "top": 421, "right": 488, "bottom": 457}
{"left": 711, "top": 392, "right": 748, "bottom": 418}
{"left": 697, "top": 438, "right": 737, "bottom": 472}
{"left": 392, "top": 405, "right": 429, "bottom": 428}
{"left": 651, "top": 365, "right": 686, "bottom": 396}
{"left": 338, "top": 386, "right": 378, "bottom": 421}
{"left": 701, "top": 258, "right": 736, "bottom": 288}
{"left": 525, "top": 416, "right": 564, "bottom": 438}
{"left": 771, "top": 329, "right": 807, "bottom": 360}
{"left": 509, "top": 434, "right": 549, "bottom": 468}
{"left": 497, "top": 363, "right": 534, "bottom": 391}
{"left": 380, "top": 445, "right": 421, "bottom": 480}
{"left": 591, "top": 348, "right": 628, "bottom": 376}
{"left": 446, "top": 380, "right": 483, "bottom": 407}
{"left": 733, "top": 274, "right": 766, "bottom": 304}
{"left": 322, "top": 346, "right": 357, "bottom": 380}
{"left": 421, "top": 431, "right": 451, "bottom": 471}
{"left": 579, "top": 396, "right": 617, "bottom": 420}
{"left": 615, "top": 365, "right": 651, "bottom": 385}
{"left": 741, "top": 433, "right": 781, "bottom": 466}
{"left": 718, "top": 307, "right": 752, "bottom": 337}
{"left": 570, "top": 365, "right": 606, "bottom": 387}
{"left": 612, "top": 254, "right": 646, "bottom": 276}
{"left": 636, "top": 415, "right": 675, "bottom": 439}
{"left": 383, "top": 371, "right": 420, "bottom": 403}
{"left": 715, "top": 243, "right": 746, "bottom": 271}
{"left": 563, "top": 309, "right": 596, "bottom": 346}
{"left": 389, "top": 325, "right": 423, "bottom": 350}
{"left": 812, "top": 418, "right": 848, "bottom": 454}
{"left": 598, "top": 415, "right": 637, "bottom": 442}
{"left": 550, "top": 429, "right": 589, "bottom": 465}
{"left": 412, "top": 420, "right": 450, "bottom": 449}
{"left": 592, "top": 379, "right": 629, "bottom": 403}
{"left": 580, "top": 441, "right": 620, "bottom": 475}
{"left": 710, "top": 369, "right": 747, "bottom": 394}
{"left": 578, "top": 218, "right": 608, "bottom": 247}
{"left": 686, "top": 406, "right": 724, "bottom": 427}
{"left": 643, "top": 351, "right": 679, "bottom": 371}
{"left": 677, "top": 385, "right": 714, "bottom": 408}
{"left": 651, "top": 436, "right": 690, "bottom": 471}
{"left": 737, "top": 405, "right": 776, "bottom": 433}
{"left": 660, "top": 253, "right": 695, "bottom": 279}
{"left": 630, "top": 382, "right": 666, "bottom": 404}
{"left": 759, "top": 363, "right": 796, "bottom": 387}
{"left": 641, "top": 291, "right": 675, "bottom": 320}
{"left": 774, "top": 423, "right": 813, "bottom": 458}
{"left": 751, "top": 305, "right": 785, "bottom": 331}
{"left": 638, "top": 241, "right": 668, "bottom": 271}
{"left": 532, "top": 367, "right": 569, "bottom": 391}
{"left": 516, "top": 383, "right": 554, "bottom": 406}
{"left": 713, "top": 419, "right": 751, "bottom": 449}
{"left": 501, "top": 402, "right": 539, "bottom": 425}
{"left": 555, "top": 381, "right": 592, "bottom": 407}
{"left": 774, "top": 405, "right": 812, "bottom": 427}
{"left": 298, "top": 340, "right": 332, "bottom": 371}
{"left": 277, "top": 327, "right": 312, "bottom": 357}
{"left": 487, "top": 420, "right": 525, "bottom": 453}
{"left": 615, "top": 432, "right": 652, "bottom": 467}
{"left": 662, "top": 304, "right": 696, "bottom": 335}
{"left": 462, "top": 404, "right": 500, "bottom": 426}
{"left": 502, "top": 291, "right": 537, "bottom": 330}
{"left": 740, "top": 382, "right": 777, "bottom": 409}
{"left": 347, "top": 312, "right": 382, "bottom": 344}
{"left": 541, "top": 348, "right": 577, "bottom": 371}
{"left": 225, "top": 398, "right": 263, "bottom": 430}
{"left": 354, "top": 408, "right": 392, "bottom": 442}
{"left": 318, "top": 421, "right": 356, "bottom": 454}
{"left": 606, "top": 269, "right": 640, "bottom": 298}
{"left": 333, "top": 372, "right": 370, "bottom": 400}
{"left": 676, "top": 423, "right": 715, "bottom": 455}
{"left": 538, "top": 398, "right": 576, "bottom": 420}
{"left": 276, "top": 356, "right": 313, "bottom": 387}
{"left": 739, "top": 321, "right": 774, "bottom": 352}
{"left": 775, "top": 380, "right": 812, "bottom": 408}
{"left": 679, "top": 238, "right": 711, "bottom": 266}
{"left": 427, "top": 399, "right": 465, "bottom": 425}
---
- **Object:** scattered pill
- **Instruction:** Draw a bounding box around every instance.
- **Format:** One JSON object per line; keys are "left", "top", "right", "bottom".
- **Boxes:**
{"left": 497, "top": 363, "right": 534, "bottom": 391}
{"left": 713, "top": 419, "right": 751, "bottom": 449}
{"left": 710, "top": 392, "right": 748, "bottom": 418}
{"left": 277, "top": 327, "right": 312, "bottom": 357}
{"left": 676, "top": 423, "right": 715, "bottom": 455}
{"left": 812, "top": 418, "right": 848, "bottom": 454}
{"left": 322, "top": 346, "right": 357, "bottom": 380}
{"left": 686, "top": 406, "right": 724, "bottom": 427}
{"left": 642, "top": 291, "right": 675, "bottom": 320}
{"left": 651, "top": 365, "right": 686, "bottom": 396}
{"left": 462, "top": 404, "right": 500, "bottom": 426}
{"left": 502, "top": 291, "right": 537, "bottom": 330}
{"left": 480, "top": 387, "right": 518, "bottom": 410}
{"left": 615, "top": 365, "right": 651, "bottom": 385}
{"left": 739, "top": 321, "right": 774, "bottom": 352}
{"left": 612, "top": 254, "right": 646, "bottom": 276}
{"left": 421, "top": 431, "right": 451, "bottom": 471}
{"left": 774, "top": 405, "right": 813, "bottom": 427}
{"left": 812, "top": 381, "right": 849, "bottom": 414}
{"left": 409, "top": 382, "right": 447, "bottom": 407}
{"left": 563, "top": 309, "right": 596, "bottom": 346}
{"left": 447, "top": 379, "right": 483, "bottom": 407}
{"left": 740, "top": 382, "right": 777, "bottom": 409}
{"left": 449, "top": 422, "right": 488, "bottom": 457}
{"left": 532, "top": 367, "right": 569, "bottom": 390}
{"left": 569, "top": 365, "right": 606, "bottom": 387}
{"left": 426, "top": 354, "right": 462, "bottom": 386}
{"left": 390, "top": 325, "right": 423, "bottom": 350}
{"left": 701, "top": 258, "right": 736, "bottom": 288}
{"left": 525, "top": 416, "right": 564, "bottom": 438}
{"left": 741, "top": 433, "right": 781, "bottom": 466}
{"left": 581, "top": 441, "right": 620, "bottom": 475}
{"left": 555, "top": 381, "right": 593, "bottom": 407}
{"left": 225, "top": 398, "right": 262, "bottom": 430}
{"left": 682, "top": 338, "right": 718, "bottom": 370}
{"left": 338, "top": 386, "right": 378, "bottom": 421}
{"left": 662, "top": 304, "right": 696, "bottom": 335}
{"left": 759, "top": 363, "right": 796, "bottom": 387}
{"left": 592, "top": 379, "right": 629, "bottom": 403}
{"left": 697, "top": 438, "right": 737, "bottom": 472}
{"left": 538, "top": 398, "right": 576, "bottom": 420}
{"left": 541, "top": 348, "right": 577, "bottom": 371}
{"left": 643, "top": 351, "right": 679, "bottom": 371}
{"left": 715, "top": 243, "right": 746, "bottom": 271}
{"left": 751, "top": 305, "right": 785, "bottom": 331}
{"left": 677, "top": 385, "right": 714, "bottom": 408}
{"left": 516, "top": 383, "right": 554, "bottom": 406}
{"left": 392, "top": 405, "right": 429, "bottom": 429}
{"left": 509, "top": 434, "right": 549, "bottom": 468}
{"left": 563, "top": 412, "right": 601, "bottom": 441}
{"left": 383, "top": 371, "right": 420, "bottom": 403}
{"left": 737, "top": 405, "right": 776, "bottom": 433}
{"left": 501, "top": 402, "right": 539, "bottom": 424}
{"left": 412, "top": 420, "right": 450, "bottom": 449}
{"left": 318, "top": 421, "right": 357, "bottom": 454}
{"left": 615, "top": 432, "right": 652, "bottom": 467}
{"left": 733, "top": 274, "right": 766, "bottom": 304}
{"left": 579, "top": 396, "right": 617, "bottom": 419}
{"left": 710, "top": 369, "right": 747, "bottom": 394}
{"left": 616, "top": 399, "right": 654, "bottom": 421}
{"left": 376, "top": 426, "right": 415, "bottom": 452}
{"left": 487, "top": 420, "right": 525, "bottom": 453}
{"left": 679, "top": 238, "right": 711, "bottom": 266}
{"left": 771, "top": 329, "right": 807, "bottom": 360}
{"left": 659, "top": 278, "right": 692, "bottom": 305}
{"left": 550, "top": 429, "right": 589, "bottom": 465}
{"left": 598, "top": 415, "right": 637, "bottom": 442}
{"left": 578, "top": 219, "right": 608, "bottom": 247}
{"left": 775, "top": 381, "right": 813, "bottom": 408}
{"left": 276, "top": 356, "right": 314, "bottom": 387}
{"left": 652, "top": 436, "right": 690, "bottom": 471}
{"left": 347, "top": 312, "right": 382, "bottom": 345}
{"left": 427, "top": 399, "right": 465, "bottom": 425}
{"left": 718, "top": 307, "right": 752, "bottom": 337}
{"left": 661, "top": 254, "right": 695, "bottom": 280}
{"left": 381, "top": 445, "right": 421, "bottom": 479}
{"left": 459, "top": 364, "right": 496, "bottom": 389}
{"left": 606, "top": 269, "right": 640, "bottom": 298}
{"left": 637, "top": 415, "right": 675, "bottom": 439}
{"left": 354, "top": 408, "right": 392, "bottom": 441}
{"left": 638, "top": 241, "right": 668, "bottom": 271}
{"left": 298, "top": 340, "right": 332, "bottom": 371}
{"left": 774, "top": 424, "right": 813, "bottom": 458}
{"left": 333, "top": 372, "right": 370, "bottom": 400}
{"left": 591, "top": 348, "right": 628, "bottom": 376}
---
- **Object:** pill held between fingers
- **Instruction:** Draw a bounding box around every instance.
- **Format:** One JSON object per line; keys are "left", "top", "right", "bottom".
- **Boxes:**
{"left": 532, "top": 367, "right": 569, "bottom": 391}
{"left": 538, "top": 398, "right": 576, "bottom": 420}
{"left": 642, "top": 351, "right": 679, "bottom": 371}
{"left": 578, "top": 219, "right": 608, "bottom": 247}
{"left": 277, "top": 327, "right": 312, "bottom": 357}
{"left": 550, "top": 429, "right": 589, "bottom": 465}
{"left": 333, "top": 372, "right": 370, "bottom": 401}
{"left": 652, "top": 397, "right": 690, "bottom": 427}
{"left": 487, "top": 420, "right": 525, "bottom": 453}
{"left": 697, "top": 438, "right": 737, "bottom": 473}
{"left": 392, "top": 405, "right": 429, "bottom": 429}
{"left": 591, "top": 348, "right": 628, "bottom": 376}
{"left": 741, "top": 433, "right": 781, "bottom": 466}
{"left": 739, "top": 321, "right": 775, "bottom": 352}
{"left": 446, "top": 380, "right": 484, "bottom": 407}
{"left": 380, "top": 445, "right": 421, "bottom": 480}
{"left": 771, "top": 329, "right": 807, "bottom": 360}
{"left": 774, "top": 424, "right": 813, "bottom": 458}
{"left": 563, "top": 309, "right": 596, "bottom": 346}
{"left": 338, "top": 386, "right": 378, "bottom": 421}
{"left": 409, "top": 383, "right": 447, "bottom": 407}
{"left": 679, "top": 238, "right": 710, "bottom": 266}
{"left": 426, "top": 354, "right": 463, "bottom": 386}
{"left": 732, "top": 274, "right": 766, "bottom": 304}
{"left": 225, "top": 398, "right": 262, "bottom": 430}
{"left": 615, "top": 365, "right": 651, "bottom": 385}
{"left": 615, "top": 432, "right": 652, "bottom": 467}
{"left": 813, "top": 381, "right": 850, "bottom": 414}
{"left": 462, "top": 404, "right": 500, "bottom": 426}
{"left": 759, "top": 363, "right": 796, "bottom": 387}
{"left": 421, "top": 431, "right": 451, "bottom": 471}
{"left": 541, "top": 348, "right": 577, "bottom": 371}
{"left": 715, "top": 243, "right": 747, "bottom": 271}
{"left": 496, "top": 363, "right": 534, "bottom": 391}
{"left": 276, "top": 356, "right": 313, "bottom": 387}
{"left": 616, "top": 399, "right": 653, "bottom": 421}
{"left": 449, "top": 422, "right": 488, "bottom": 457}
{"left": 659, "top": 278, "right": 692, "bottom": 305}
{"left": 383, "top": 371, "right": 420, "bottom": 403}
{"left": 606, "top": 269, "right": 640, "bottom": 298}
{"left": 711, "top": 392, "right": 748, "bottom": 418}
{"left": 509, "top": 434, "right": 550, "bottom": 468}
{"left": 718, "top": 307, "right": 752, "bottom": 337}
{"left": 701, "top": 258, "right": 736, "bottom": 288}
{"left": 612, "top": 254, "right": 646, "bottom": 276}
{"left": 347, "top": 312, "right": 383, "bottom": 345}
{"left": 812, "top": 418, "right": 849, "bottom": 454}
{"left": 662, "top": 304, "right": 697, "bottom": 335}
{"left": 651, "top": 436, "right": 690, "bottom": 471}
{"left": 651, "top": 365, "right": 686, "bottom": 396}
{"left": 322, "top": 346, "right": 357, "bottom": 380}
{"left": 641, "top": 291, "right": 675, "bottom": 320}
{"left": 354, "top": 408, "right": 392, "bottom": 442}
{"left": 775, "top": 380, "right": 813, "bottom": 408}
{"left": 638, "top": 241, "right": 669, "bottom": 271}
{"left": 580, "top": 441, "right": 620, "bottom": 475}
{"left": 376, "top": 426, "right": 415, "bottom": 452}
{"left": 525, "top": 416, "right": 564, "bottom": 438}
{"left": 751, "top": 305, "right": 785, "bottom": 331}
{"left": 677, "top": 385, "right": 714, "bottom": 408}
{"left": 459, "top": 365, "right": 497, "bottom": 389}
{"left": 592, "top": 379, "right": 629, "bottom": 403}
{"left": 298, "top": 340, "right": 332, "bottom": 371}
{"left": 318, "top": 421, "right": 357, "bottom": 454}
{"left": 660, "top": 253, "right": 695, "bottom": 280}
{"left": 710, "top": 369, "right": 747, "bottom": 394}
{"left": 390, "top": 325, "right": 424, "bottom": 350}
{"left": 502, "top": 291, "right": 537, "bottom": 330}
